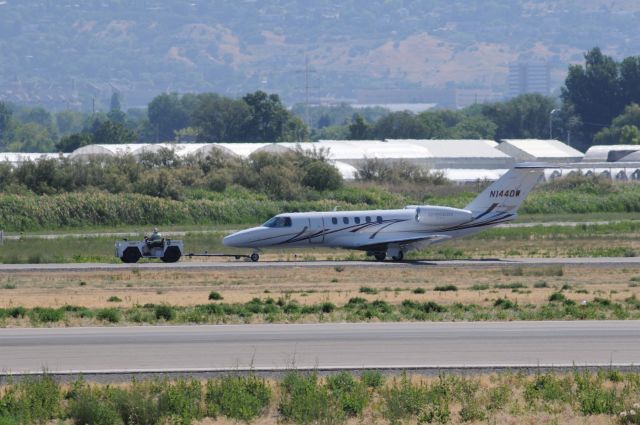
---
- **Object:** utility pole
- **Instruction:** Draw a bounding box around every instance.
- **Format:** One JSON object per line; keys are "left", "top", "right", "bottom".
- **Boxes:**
{"left": 294, "top": 55, "right": 317, "bottom": 129}
{"left": 549, "top": 109, "right": 558, "bottom": 139}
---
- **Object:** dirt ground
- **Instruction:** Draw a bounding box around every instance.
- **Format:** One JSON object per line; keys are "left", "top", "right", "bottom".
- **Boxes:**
{"left": 1, "top": 264, "right": 639, "bottom": 309}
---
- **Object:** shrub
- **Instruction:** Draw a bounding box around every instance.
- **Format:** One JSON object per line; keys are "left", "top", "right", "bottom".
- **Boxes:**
{"left": 470, "top": 284, "right": 489, "bottom": 290}
{"left": 278, "top": 372, "right": 335, "bottom": 424}
{"left": 8, "top": 306, "right": 26, "bottom": 318}
{"left": 206, "top": 375, "right": 271, "bottom": 421}
{"left": 524, "top": 373, "right": 572, "bottom": 404}
{"left": 548, "top": 292, "right": 567, "bottom": 302}
{"left": 361, "top": 370, "right": 385, "bottom": 389}
{"left": 493, "top": 298, "right": 516, "bottom": 309}
{"left": 412, "top": 287, "right": 426, "bottom": 294}
{"left": 434, "top": 285, "right": 458, "bottom": 292}
{"left": 326, "top": 372, "right": 369, "bottom": 417}
{"left": 383, "top": 374, "right": 425, "bottom": 422}
{"left": 320, "top": 302, "right": 336, "bottom": 313}
{"left": 29, "top": 307, "right": 64, "bottom": 323}
{"left": 69, "top": 388, "right": 121, "bottom": 425}
{"left": 208, "top": 291, "right": 223, "bottom": 301}
{"left": 107, "top": 296, "right": 122, "bottom": 303}
{"left": 574, "top": 371, "right": 621, "bottom": 415}
{"left": 359, "top": 286, "right": 378, "bottom": 294}
{"left": 155, "top": 305, "right": 175, "bottom": 321}
{"left": 158, "top": 379, "right": 203, "bottom": 424}
{"left": 96, "top": 308, "right": 121, "bottom": 323}
{"left": 111, "top": 384, "right": 161, "bottom": 425}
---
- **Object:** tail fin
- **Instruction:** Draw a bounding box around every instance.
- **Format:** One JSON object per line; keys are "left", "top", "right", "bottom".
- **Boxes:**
{"left": 464, "top": 164, "right": 545, "bottom": 217}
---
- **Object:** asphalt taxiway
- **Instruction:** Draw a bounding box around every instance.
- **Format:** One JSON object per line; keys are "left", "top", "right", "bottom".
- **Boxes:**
{"left": 1, "top": 321, "right": 638, "bottom": 377}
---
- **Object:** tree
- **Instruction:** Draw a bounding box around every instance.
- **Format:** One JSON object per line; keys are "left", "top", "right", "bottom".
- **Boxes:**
{"left": 91, "top": 120, "right": 137, "bottom": 144}
{"left": 7, "top": 122, "right": 55, "bottom": 152}
{"left": 107, "top": 92, "right": 126, "bottom": 124}
{"left": 148, "top": 93, "right": 190, "bottom": 142}
{"left": 562, "top": 48, "right": 624, "bottom": 142}
{"left": 348, "top": 114, "right": 370, "bottom": 140}
{"left": 620, "top": 56, "right": 640, "bottom": 110}
{"left": 55, "top": 133, "right": 93, "bottom": 152}
{"left": 371, "top": 111, "right": 426, "bottom": 139}
{"left": 191, "top": 93, "right": 250, "bottom": 142}
{"left": 448, "top": 115, "right": 497, "bottom": 139}
{"left": 242, "top": 91, "right": 301, "bottom": 142}
{"left": 593, "top": 103, "right": 640, "bottom": 145}
{"left": 0, "top": 101, "right": 11, "bottom": 142}
{"left": 482, "top": 94, "right": 556, "bottom": 140}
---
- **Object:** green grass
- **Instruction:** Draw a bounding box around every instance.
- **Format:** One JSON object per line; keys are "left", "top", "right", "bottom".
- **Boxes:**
{"left": 6, "top": 293, "right": 640, "bottom": 327}
{"left": 2, "top": 370, "right": 640, "bottom": 424}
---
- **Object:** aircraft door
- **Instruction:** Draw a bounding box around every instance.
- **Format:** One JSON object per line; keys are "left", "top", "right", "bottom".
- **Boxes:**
{"left": 308, "top": 216, "right": 325, "bottom": 244}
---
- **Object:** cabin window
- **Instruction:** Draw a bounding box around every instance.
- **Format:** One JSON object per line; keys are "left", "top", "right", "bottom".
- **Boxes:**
{"left": 365, "top": 216, "right": 371, "bottom": 223}
{"left": 376, "top": 216, "right": 383, "bottom": 223}
{"left": 263, "top": 216, "right": 292, "bottom": 228}
{"left": 343, "top": 217, "right": 349, "bottom": 224}
{"left": 355, "top": 217, "right": 361, "bottom": 224}
{"left": 331, "top": 217, "right": 338, "bottom": 225}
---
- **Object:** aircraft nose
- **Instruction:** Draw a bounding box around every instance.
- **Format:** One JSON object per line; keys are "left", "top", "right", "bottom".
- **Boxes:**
{"left": 223, "top": 228, "right": 256, "bottom": 248}
{"left": 222, "top": 232, "right": 240, "bottom": 247}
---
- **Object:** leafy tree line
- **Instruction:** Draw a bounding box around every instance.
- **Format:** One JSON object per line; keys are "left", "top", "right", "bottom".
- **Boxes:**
{"left": 0, "top": 90, "right": 307, "bottom": 153}
{"left": 4, "top": 47, "right": 640, "bottom": 153}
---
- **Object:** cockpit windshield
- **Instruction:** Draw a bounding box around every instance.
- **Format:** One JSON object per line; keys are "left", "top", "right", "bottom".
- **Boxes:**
{"left": 263, "top": 216, "right": 292, "bottom": 228}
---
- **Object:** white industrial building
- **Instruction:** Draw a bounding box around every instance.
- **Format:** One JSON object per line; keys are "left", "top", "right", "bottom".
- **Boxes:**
{"left": 6, "top": 139, "right": 640, "bottom": 182}
{"left": 497, "top": 139, "right": 583, "bottom": 164}
{"left": 0, "top": 152, "right": 69, "bottom": 166}
{"left": 582, "top": 145, "right": 640, "bottom": 162}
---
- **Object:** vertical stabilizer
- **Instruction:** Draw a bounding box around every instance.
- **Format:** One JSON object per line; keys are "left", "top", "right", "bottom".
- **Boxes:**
{"left": 464, "top": 164, "right": 545, "bottom": 216}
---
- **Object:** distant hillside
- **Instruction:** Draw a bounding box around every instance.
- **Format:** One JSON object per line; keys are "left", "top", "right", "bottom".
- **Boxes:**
{"left": 1, "top": 0, "right": 639, "bottom": 109}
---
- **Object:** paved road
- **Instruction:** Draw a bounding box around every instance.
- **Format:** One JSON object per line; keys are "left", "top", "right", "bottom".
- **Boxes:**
{"left": 2, "top": 256, "right": 640, "bottom": 273}
{"left": 1, "top": 322, "right": 639, "bottom": 375}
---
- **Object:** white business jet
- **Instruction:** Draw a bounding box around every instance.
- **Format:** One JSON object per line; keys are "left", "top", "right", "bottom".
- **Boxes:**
{"left": 223, "top": 164, "right": 544, "bottom": 262}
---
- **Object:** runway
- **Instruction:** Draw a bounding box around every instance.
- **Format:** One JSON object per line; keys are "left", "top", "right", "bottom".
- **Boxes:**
{"left": 1, "top": 321, "right": 639, "bottom": 377}
{"left": 2, "top": 256, "right": 640, "bottom": 273}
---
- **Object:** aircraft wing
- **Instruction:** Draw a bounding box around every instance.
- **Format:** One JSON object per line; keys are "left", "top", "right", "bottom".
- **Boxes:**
{"left": 354, "top": 234, "right": 451, "bottom": 251}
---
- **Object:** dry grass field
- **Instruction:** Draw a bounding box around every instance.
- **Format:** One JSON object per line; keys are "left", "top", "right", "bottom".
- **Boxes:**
{"left": 1, "top": 264, "right": 638, "bottom": 310}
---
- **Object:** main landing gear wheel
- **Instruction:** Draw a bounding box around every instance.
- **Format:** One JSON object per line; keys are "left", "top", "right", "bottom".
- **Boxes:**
{"left": 250, "top": 253, "right": 260, "bottom": 262}
{"left": 391, "top": 251, "right": 404, "bottom": 262}
{"left": 374, "top": 252, "right": 386, "bottom": 262}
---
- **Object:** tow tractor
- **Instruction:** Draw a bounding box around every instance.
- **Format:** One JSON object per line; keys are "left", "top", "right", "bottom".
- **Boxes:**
{"left": 115, "top": 238, "right": 259, "bottom": 263}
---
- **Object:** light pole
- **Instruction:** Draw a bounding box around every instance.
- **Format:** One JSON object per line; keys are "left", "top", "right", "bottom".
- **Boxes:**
{"left": 549, "top": 109, "right": 558, "bottom": 139}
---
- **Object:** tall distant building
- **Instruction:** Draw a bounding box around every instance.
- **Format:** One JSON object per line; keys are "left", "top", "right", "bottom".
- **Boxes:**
{"left": 508, "top": 60, "right": 550, "bottom": 97}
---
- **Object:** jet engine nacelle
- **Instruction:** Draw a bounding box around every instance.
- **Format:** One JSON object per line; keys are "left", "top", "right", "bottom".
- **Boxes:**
{"left": 412, "top": 205, "right": 473, "bottom": 227}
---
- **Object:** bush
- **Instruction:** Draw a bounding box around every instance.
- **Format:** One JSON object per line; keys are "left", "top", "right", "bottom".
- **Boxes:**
{"left": 548, "top": 292, "right": 567, "bottom": 302}
{"left": 155, "top": 305, "right": 175, "bottom": 321}
{"left": 278, "top": 372, "right": 335, "bottom": 424}
{"left": 359, "top": 286, "right": 378, "bottom": 294}
{"left": 302, "top": 161, "right": 343, "bottom": 191}
{"left": 29, "top": 307, "right": 64, "bottom": 323}
{"left": 69, "top": 388, "right": 122, "bottom": 425}
{"left": 434, "top": 285, "right": 458, "bottom": 292}
{"left": 158, "top": 379, "right": 203, "bottom": 424}
{"left": 493, "top": 298, "right": 516, "bottom": 309}
{"left": 208, "top": 291, "right": 223, "bottom": 301}
{"left": 325, "top": 372, "right": 369, "bottom": 417}
{"left": 361, "top": 370, "right": 385, "bottom": 389}
{"left": 320, "top": 302, "right": 336, "bottom": 313}
{"left": 107, "top": 296, "right": 122, "bottom": 303}
{"left": 206, "top": 376, "right": 271, "bottom": 422}
{"left": 412, "top": 287, "right": 426, "bottom": 294}
{"left": 96, "top": 308, "right": 121, "bottom": 323}
{"left": 383, "top": 374, "right": 425, "bottom": 423}
{"left": 111, "top": 384, "right": 161, "bottom": 425}
{"left": 8, "top": 306, "right": 26, "bottom": 318}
